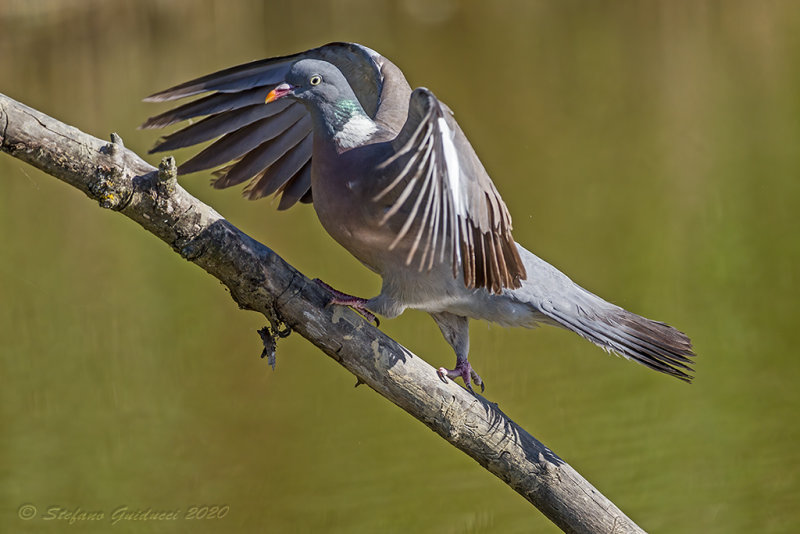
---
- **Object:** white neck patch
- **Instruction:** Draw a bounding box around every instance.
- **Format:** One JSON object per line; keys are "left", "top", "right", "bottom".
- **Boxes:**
{"left": 333, "top": 114, "right": 378, "bottom": 149}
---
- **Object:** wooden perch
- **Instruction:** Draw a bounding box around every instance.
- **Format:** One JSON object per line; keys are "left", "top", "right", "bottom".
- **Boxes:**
{"left": 0, "top": 92, "right": 646, "bottom": 534}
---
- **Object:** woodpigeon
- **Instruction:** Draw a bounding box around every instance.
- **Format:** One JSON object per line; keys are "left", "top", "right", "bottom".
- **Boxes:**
{"left": 142, "top": 42, "right": 695, "bottom": 391}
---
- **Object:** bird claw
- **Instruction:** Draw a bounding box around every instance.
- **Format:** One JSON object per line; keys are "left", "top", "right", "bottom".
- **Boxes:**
{"left": 313, "top": 278, "right": 380, "bottom": 327}
{"left": 437, "top": 362, "right": 485, "bottom": 393}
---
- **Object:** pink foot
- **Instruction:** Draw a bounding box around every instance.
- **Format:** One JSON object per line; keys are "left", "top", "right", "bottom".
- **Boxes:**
{"left": 313, "top": 279, "right": 380, "bottom": 327}
{"left": 437, "top": 361, "right": 484, "bottom": 393}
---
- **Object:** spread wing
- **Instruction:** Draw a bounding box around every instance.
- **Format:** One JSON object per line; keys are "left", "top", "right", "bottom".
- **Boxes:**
{"left": 140, "top": 42, "right": 408, "bottom": 209}
{"left": 374, "top": 88, "right": 526, "bottom": 294}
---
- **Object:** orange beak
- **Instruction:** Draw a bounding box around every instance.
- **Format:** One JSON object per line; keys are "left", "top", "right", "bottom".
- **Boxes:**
{"left": 265, "top": 83, "right": 294, "bottom": 104}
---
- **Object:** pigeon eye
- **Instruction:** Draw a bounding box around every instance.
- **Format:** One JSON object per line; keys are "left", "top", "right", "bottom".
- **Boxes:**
{"left": 309, "top": 75, "right": 322, "bottom": 86}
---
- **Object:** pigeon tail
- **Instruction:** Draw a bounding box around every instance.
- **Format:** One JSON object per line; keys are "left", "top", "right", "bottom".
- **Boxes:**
{"left": 512, "top": 245, "right": 695, "bottom": 382}
{"left": 538, "top": 292, "right": 695, "bottom": 382}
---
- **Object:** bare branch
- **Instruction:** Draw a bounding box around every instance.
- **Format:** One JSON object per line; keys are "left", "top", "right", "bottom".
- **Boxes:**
{"left": 0, "top": 92, "right": 646, "bottom": 534}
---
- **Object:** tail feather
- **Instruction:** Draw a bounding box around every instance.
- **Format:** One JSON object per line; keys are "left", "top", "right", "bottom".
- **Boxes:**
{"left": 542, "top": 300, "right": 695, "bottom": 382}
{"left": 512, "top": 245, "right": 695, "bottom": 381}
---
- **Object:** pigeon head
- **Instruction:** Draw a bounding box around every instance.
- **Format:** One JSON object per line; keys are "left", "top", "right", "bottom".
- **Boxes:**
{"left": 266, "top": 58, "right": 377, "bottom": 148}
{"left": 266, "top": 59, "right": 355, "bottom": 107}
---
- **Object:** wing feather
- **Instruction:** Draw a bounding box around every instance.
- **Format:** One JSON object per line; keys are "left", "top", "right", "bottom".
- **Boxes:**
{"left": 375, "top": 88, "right": 526, "bottom": 293}
{"left": 211, "top": 114, "right": 309, "bottom": 188}
{"left": 276, "top": 161, "right": 313, "bottom": 210}
{"left": 177, "top": 103, "right": 306, "bottom": 175}
{"left": 139, "top": 87, "right": 269, "bottom": 129}
{"left": 243, "top": 133, "right": 313, "bottom": 200}
{"left": 149, "top": 100, "right": 292, "bottom": 153}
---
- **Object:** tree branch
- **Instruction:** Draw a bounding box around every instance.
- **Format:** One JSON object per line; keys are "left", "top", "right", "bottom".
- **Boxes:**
{"left": 0, "top": 92, "right": 646, "bottom": 534}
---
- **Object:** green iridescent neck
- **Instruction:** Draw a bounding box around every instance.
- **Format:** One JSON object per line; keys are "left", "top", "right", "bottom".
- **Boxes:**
{"left": 331, "top": 99, "right": 368, "bottom": 126}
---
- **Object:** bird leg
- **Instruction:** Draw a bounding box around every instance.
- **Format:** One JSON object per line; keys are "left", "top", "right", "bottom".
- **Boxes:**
{"left": 313, "top": 279, "right": 380, "bottom": 327}
{"left": 437, "top": 357, "right": 484, "bottom": 394}
{"left": 429, "top": 312, "right": 484, "bottom": 393}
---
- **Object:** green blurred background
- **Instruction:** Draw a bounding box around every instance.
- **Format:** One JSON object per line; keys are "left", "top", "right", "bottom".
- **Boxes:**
{"left": 1, "top": 1, "right": 798, "bottom": 532}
